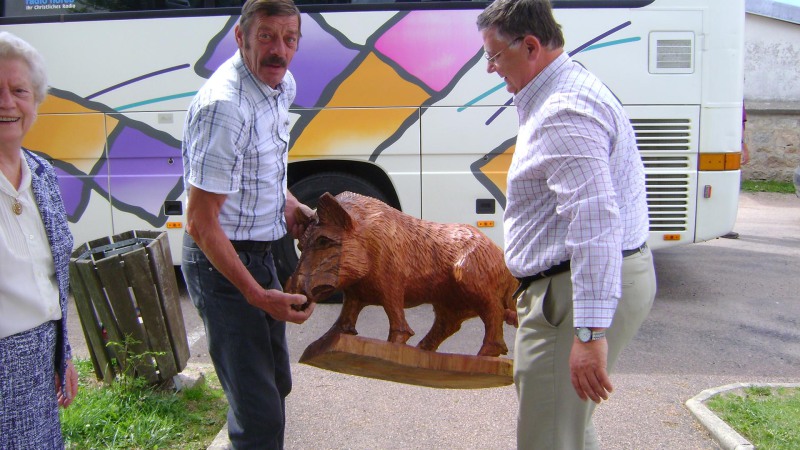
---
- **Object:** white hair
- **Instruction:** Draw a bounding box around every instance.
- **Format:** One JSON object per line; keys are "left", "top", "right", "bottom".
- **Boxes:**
{"left": 0, "top": 31, "right": 48, "bottom": 105}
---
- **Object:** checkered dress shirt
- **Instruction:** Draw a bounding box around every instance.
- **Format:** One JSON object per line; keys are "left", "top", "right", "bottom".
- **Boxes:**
{"left": 504, "top": 52, "right": 650, "bottom": 327}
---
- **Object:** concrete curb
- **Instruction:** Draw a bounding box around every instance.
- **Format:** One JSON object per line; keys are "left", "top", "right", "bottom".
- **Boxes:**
{"left": 207, "top": 423, "right": 230, "bottom": 450}
{"left": 686, "top": 382, "right": 800, "bottom": 450}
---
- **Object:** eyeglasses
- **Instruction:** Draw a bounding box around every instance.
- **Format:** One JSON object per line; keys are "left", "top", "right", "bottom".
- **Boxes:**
{"left": 484, "top": 37, "right": 523, "bottom": 65}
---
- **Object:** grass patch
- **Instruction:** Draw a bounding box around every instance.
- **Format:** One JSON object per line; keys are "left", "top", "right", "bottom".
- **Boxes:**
{"left": 741, "top": 180, "right": 795, "bottom": 193}
{"left": 61, "top": 359, "right": 227, "bottom": 449}
{"left": 706, "top": 386, "right": 800, "bottom": 449}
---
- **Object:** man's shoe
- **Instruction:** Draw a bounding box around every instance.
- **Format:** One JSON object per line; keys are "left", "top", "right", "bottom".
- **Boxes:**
{"left": 721, "top": 231, "right": 739, "bottom": 239}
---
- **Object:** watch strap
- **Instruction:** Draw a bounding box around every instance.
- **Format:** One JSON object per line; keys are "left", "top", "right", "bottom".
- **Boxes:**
{"left": 575, "top": 327, "right": 606, "bottom": 342}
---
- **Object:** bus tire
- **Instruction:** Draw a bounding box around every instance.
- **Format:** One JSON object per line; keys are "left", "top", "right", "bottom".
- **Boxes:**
{"left": 274, "top": 171, "right": 391, "bottom": 303}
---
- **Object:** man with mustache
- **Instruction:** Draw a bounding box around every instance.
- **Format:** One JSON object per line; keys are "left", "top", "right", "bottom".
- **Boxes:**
{"left": 181, "top": 0, "right": 315, "bottom": 447}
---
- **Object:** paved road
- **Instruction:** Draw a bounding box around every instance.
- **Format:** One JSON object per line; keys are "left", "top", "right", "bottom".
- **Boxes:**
{"left": 66, "top": 192, "right": 800, "bottom": 449}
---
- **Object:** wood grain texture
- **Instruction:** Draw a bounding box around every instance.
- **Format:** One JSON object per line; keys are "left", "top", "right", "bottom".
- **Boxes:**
{"left": 300, "top": 333, "right": 513, "bottom": 389}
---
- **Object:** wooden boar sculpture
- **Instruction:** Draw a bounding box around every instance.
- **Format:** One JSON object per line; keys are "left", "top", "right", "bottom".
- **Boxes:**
{"left": 286, "top": 191, "right": 519, "bottom": 358}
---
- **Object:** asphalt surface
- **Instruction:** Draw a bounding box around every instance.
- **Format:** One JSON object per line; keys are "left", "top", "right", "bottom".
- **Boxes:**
{"left": 65, "top": 191, "right": 800, "bottom": 449}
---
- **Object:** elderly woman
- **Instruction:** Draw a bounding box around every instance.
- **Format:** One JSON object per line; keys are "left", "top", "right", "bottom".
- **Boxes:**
{"left": 0, "top": 31, "right": 78, "bottom": 448}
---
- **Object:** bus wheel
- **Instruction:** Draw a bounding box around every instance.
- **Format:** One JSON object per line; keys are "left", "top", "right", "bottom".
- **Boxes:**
{"left": 274, "top": 172, "right": 391, "bottom": 303}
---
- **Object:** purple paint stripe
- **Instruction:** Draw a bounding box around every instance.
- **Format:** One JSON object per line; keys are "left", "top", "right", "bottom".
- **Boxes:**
{"left": 568, "top": 21, "right": 631, "bottom": 57}
{"left": 86, "top": 64, "right": 191, "bottom": 100}
{"left": 486, "top": 97, "right": 514, "bottom": 126}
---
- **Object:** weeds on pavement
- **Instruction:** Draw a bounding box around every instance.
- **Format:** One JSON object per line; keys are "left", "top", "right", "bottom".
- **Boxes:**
{"left": 61, "top": 358, "right": 227, "bottom": 449}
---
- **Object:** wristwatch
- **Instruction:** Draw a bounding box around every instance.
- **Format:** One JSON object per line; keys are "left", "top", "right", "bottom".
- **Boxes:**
{"left": 575, "top": 327, "right": 606, "bottom": 343}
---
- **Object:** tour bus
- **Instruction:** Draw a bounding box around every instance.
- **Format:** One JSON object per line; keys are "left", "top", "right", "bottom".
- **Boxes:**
{"left": 1, "top": 0, "right": 744, "bottom": 285}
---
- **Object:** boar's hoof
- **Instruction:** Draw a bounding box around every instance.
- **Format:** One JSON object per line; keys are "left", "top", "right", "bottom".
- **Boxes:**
{"left": 320, "top": 328, "right": 358, "bottom": 344}
{"left": 477, "top": 342, "right": 508, "bottom": 358}
{"left": 388, "top": 329, "right": 414, "bottom": 345}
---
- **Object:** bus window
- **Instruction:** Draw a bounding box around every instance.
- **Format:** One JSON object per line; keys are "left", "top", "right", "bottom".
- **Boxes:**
{"left": 0, "top": 0, "right": 248, "bottom": 16}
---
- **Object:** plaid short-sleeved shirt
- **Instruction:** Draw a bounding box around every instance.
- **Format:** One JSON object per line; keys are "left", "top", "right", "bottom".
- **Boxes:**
{"left": 504, "top": 52, "right": 650, "bottom": 328}
{"left": 182, "top": 51, "right": 296, "bottom": 242}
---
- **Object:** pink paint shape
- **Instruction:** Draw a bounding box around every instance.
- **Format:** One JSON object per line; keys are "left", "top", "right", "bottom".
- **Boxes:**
{"left": 375, "top": 10, "right": 482, "bottom": 93}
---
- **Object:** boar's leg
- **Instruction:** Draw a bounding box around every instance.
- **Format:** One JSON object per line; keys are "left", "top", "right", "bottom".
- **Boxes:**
{"left": 382, "top": 302, "right": 415, "bottom": 345}
{"left": 476, "top": 305, "right": 509, "bottom": 357}
{"left": 417, "top": 306, "right": 471, "bottom": 352}
{"left": 323, "top": 297, "right": 367, "bottom": 339}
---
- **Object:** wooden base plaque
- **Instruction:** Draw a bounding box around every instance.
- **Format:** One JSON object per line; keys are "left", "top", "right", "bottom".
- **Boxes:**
{"left": 299, "top": 333, "right": 513, "bottom": 389}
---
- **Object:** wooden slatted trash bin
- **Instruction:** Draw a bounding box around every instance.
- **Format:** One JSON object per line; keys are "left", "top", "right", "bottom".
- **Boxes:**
{"left": 69, "top": 230, "right": 189, "bottom": 385}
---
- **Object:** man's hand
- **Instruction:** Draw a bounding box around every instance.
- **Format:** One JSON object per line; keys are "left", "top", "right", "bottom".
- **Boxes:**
{"left": 569, "top": 337, "right": 613, "bottom": 403}
{"left": 285, "top": 191, "right": 314, "bottom": 239}
{"left": 55, "top": 359, "right": 78, "bottom": 408}
{"left": 249, "top": 288, "right": 315, "bottom": 323}
{"left": 188, "top": 187, "right": 315, "bottom": 322}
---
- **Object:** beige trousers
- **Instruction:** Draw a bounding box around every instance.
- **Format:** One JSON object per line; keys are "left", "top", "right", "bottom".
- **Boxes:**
{"left": 514, "top": 247, "right": 656, "bottom": 450}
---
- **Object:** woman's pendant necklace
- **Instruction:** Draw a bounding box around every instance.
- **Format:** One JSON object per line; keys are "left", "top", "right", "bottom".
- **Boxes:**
{"left": 11, "top": 198, "right": 22, "bottom": 215}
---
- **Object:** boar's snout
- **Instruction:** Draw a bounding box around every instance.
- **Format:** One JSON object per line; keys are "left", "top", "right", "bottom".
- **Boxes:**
{"left": 310, "top": 284, "right": 337, "bottom": 303}
{"left": 285, "top": 269, "right": 337, "bottom": 304}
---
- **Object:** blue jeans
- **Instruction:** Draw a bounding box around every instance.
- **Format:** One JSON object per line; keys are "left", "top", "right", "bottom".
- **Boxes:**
{"left": 182, "top": 233, "right": 291, "bottom": 450}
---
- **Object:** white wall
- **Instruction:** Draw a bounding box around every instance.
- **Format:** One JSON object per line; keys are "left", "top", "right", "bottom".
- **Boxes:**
{"left": 744, "top": 13, "right": 800, "bottom": 103}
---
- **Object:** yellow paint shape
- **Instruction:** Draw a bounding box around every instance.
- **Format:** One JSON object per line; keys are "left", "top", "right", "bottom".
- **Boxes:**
{"left": 327, "top": 53, "right": 429, "bottom": 108}
{"left": 291, "top": 108, "right": 419, "bottom": 158}
{"left": 479, "top": 144, "right": 515, "bottom": 197}
{"left": 291, "top": 53, "right": 428, "bottom": 159}
{"left": 24, "top": 95, "right": 117, "bottom": 172}
{"left": 38, "top": 95, "right": 96, "bottom": 115}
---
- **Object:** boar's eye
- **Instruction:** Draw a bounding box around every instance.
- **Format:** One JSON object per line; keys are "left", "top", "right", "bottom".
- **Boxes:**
{"left": 314, "top": 235, "right": 336, "bottom": 248}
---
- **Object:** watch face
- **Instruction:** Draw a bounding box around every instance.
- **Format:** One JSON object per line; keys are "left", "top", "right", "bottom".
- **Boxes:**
{"left": 577, "top": 327, "right": 591, "bottom": 342}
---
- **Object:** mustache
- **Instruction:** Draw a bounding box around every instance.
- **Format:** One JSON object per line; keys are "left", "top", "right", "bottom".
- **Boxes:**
{"left": 260, "top": 55, "right": 287, "bottom": 68}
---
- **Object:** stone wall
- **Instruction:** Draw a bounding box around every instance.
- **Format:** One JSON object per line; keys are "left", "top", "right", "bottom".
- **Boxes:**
{"left": 743, "top": 11, "right": 800, "bottom": 182}
{"left": 743, "top": 102, "right": 800, "bottom": 182}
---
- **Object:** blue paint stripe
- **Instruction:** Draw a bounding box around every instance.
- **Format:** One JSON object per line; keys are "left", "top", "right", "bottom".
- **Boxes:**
{"left": 582, "top": 37, "right": 641, "bottom": 53}
{"left": 115, "top": 92, "right": 197, "bottom": 111}
{"left": 458, "top": 82, "right": 508, "bottom": 112}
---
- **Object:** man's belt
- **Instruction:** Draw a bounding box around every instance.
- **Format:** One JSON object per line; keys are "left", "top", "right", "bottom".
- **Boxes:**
{"left": 622, "top": 242, "right": 648, "bottom": 258}
{"left": 230, "top": 240, "right": 272, "bottom": 252}
{"left": 511, "top": 243, "right": 648, "bottom": 302}
{"left": 511, "top": 260, "right": 571, "bottom": 301}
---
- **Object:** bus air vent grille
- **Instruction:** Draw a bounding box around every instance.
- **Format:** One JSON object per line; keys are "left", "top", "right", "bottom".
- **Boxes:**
{"left": 645, "top": 173, "right": 689, "bottom": 232}
{"left": 640, "top": 155, "right": 691, "bottom": 169}
{"left": 632, "top": 118, "right": 691, "bottom": 152}
{"left": 648, "top": 32, "right": 694, "bottom": 74}
{"left": 656, "top": 39, "right": 692, "bottom": 69}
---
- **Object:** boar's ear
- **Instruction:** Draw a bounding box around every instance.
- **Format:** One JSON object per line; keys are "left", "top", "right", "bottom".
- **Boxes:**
{"left": 317, "top": 192, "right": 354, "bottom": 231}
{"left": 293, "top": 202, "right": 316, "bottom": 227}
